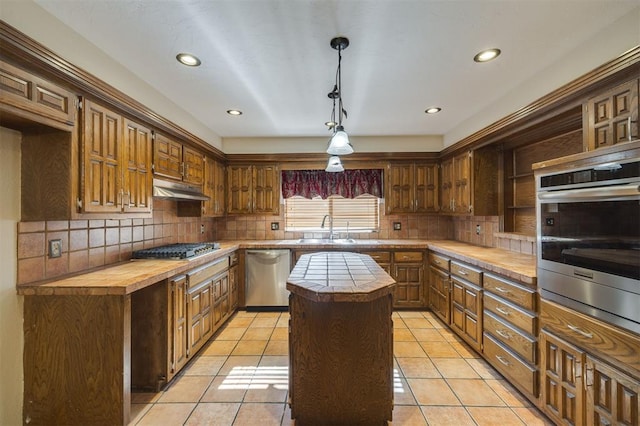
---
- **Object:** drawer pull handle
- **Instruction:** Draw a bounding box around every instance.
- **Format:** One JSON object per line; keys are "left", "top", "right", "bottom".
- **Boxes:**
{"left": 495, "top": 307, "right": 510, "bottom": 316}
{"left": 567, "top": 324, "right": 593, "bottom": 339}
{"left": 495, "top": 329, "right": 511, "bottom": 340}
{"left": 494, "top": 287, "right": 510, "bottom": 294}
{"left": 495, "top": 355, "right": 510, "bottom": 366}
{"left": 434, "top": 260, "right": 441, "bottom": 264}
{"left": 457, "top": 270, "right": 468, "bottom": 276}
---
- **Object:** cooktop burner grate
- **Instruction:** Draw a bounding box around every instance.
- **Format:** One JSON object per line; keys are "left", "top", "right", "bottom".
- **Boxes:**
{"left": 132, "top": 243, "right": 220, "bottom": 260}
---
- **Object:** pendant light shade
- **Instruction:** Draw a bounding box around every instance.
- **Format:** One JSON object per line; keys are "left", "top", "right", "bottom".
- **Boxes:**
{"left": 326, "top": 126, "right": 353, "bottom": 155}
{"left": 325, "top": 155, "right": 344, "bottom": 172}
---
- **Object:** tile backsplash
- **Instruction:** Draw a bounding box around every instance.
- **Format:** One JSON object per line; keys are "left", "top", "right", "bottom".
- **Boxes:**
{"left": 17, "top": 200, "right": 215, "bottom": 285}
{"left": 21, "top": 201, "right": 537, "bottom": 285}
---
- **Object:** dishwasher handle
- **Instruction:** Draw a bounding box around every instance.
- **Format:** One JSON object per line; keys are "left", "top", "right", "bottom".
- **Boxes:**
{"left": 246, "top": 250, "right": 290, "bottom": 263}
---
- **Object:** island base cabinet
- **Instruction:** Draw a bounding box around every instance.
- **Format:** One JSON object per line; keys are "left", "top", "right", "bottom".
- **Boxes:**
{"left": 23, "top": 295, "right": 131, "bottom": 426}
{"left": 288, "top": 294, "right": 393, "bottom": 425}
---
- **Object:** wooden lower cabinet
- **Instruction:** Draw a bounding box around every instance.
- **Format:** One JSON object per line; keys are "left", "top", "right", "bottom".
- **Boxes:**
{"left": 451, "top": 276, "right": 482, "bottom": 351}
{"left": 428, "top": 263, "right": 450, "bottom": 324}
{"left": 540, "top": 329, "right": 585, "bottom": 426}
{"left": 539, "top": 300, "right": 640, "bottom": 426}
{"left": 392, "top": 251, "right": 425, "bottom": 308}
{"left": 169, "top": 275, "right": 188, "bottom": 379}
{"left": 585, "top": 355, "right": 640, "bottom": 426}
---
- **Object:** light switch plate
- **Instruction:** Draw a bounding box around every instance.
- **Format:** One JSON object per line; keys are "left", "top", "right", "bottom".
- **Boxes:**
{"left": 49, "top": 239, "right": 62, "bottom": 258}
{"left": 271, "top": 222, "right": 280, "bottom": 230}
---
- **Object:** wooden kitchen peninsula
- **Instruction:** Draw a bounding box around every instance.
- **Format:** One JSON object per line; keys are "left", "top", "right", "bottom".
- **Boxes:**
{"left": 287, "top": 251, "right": 396, "bottom": 425}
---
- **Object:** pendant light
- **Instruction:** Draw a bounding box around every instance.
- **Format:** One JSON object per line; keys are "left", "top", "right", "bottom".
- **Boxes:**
{"left": 325, "top": 155, "right": 344, "bottom": 172}
{"left": 326, "top": 37, "right": 353, "bottom": 156}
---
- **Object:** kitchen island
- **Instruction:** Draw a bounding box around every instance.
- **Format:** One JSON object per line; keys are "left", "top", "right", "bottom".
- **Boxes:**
{"left": 287, "top": 251, "right": 396, "bottom": 425}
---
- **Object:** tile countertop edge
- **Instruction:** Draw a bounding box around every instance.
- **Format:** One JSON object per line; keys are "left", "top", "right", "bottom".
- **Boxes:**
{"left": 16, "top": 239, "right": 536, "bottom": 295}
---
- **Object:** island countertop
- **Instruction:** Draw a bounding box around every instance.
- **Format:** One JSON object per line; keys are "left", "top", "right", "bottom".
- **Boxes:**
{"left": 287, "top": 251, "right": 396, "bottom": 303}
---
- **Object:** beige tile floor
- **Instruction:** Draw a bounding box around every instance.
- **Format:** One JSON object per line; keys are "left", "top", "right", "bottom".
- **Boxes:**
{"left": 131, "top": 310, "right": 553, "bottom": 425}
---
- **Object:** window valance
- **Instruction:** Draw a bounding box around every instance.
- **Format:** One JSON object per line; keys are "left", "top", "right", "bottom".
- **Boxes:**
{"left": 281, "top": 169, "right": 383, "bottom": 199}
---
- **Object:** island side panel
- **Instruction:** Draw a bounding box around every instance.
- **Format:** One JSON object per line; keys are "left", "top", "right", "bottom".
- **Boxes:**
{"left": 23, "top": 294, "right": 131, "bottom": 426}
{"left": 289, "top": 293, "right": 393, "bottom": 425}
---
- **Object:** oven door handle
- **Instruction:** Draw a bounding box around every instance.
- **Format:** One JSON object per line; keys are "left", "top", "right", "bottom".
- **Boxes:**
{"left": 538, "top": 183, "right": 640, "bottom": 202}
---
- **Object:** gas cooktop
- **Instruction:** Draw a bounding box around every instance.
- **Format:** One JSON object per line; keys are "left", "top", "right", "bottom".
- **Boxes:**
{"left": 132, "top": 243, "right": 220, "bottom": 260}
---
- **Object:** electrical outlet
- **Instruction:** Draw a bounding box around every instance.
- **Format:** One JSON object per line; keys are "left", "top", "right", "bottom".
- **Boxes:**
{"left": 546, "top": 217, "right": 554, "bottom": 226}
{"left": 271, "top": 222, "right": 280, "bottom": 231}
{"left": 49, "top": 239, "right": 62, "bottom": 258}
{"left": 200, "top": 224, "right": 205, "bottom": 234}
{"left": 393, "top": 222, "right": 402, "bottom": 231}
{"left": 476, "top": 224, "right": 481, "bottom": 235}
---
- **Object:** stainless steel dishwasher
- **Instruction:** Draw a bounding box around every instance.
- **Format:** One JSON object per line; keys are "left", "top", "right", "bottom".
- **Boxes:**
{"left": 245, "top": 249, "right": 291, "bottom": 309}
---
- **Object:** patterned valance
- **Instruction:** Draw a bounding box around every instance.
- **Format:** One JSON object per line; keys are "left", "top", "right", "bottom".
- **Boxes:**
{"left": 281, "top": 169, "right": 383, "bottom": 199}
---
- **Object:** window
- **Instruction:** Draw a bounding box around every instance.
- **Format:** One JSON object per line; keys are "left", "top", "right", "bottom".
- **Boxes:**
{"left": 285, "top": 194, "right": 379, "bottom": 233}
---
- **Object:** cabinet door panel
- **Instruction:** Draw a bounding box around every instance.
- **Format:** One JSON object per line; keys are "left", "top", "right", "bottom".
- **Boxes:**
{"left": 123, "top": 118, "right": 153, "bottom": 213}
{"left": 227, "top": 165, "right": 253, "bottom": 214}
{"left": 414, "top": 164, "right": 439, "bottom": 213}
{"left": 254, "top": 165, "right": 279, "bottom": 214}
{"left": 386, "top": 164, "right": 413, "bottom": 213}
{"left": 585, "top": 79, "right": 639, "bottom": 149}
{"left": 82, "top": 100, "right": 121, "bottom": 213}
{"left": 154, "top": 133, "right": 183, "bottom": 180}
{"left": 540, "top": 329, "right": 584, "bottom": 426}
{"left": 586, "top": 354, "right": 640, "bottom": 426}
{"left": 171, "top": 275, "right": 188, "bottom": 374}
{"left": 183, "top": 146, "right": 204, "bottom": 185}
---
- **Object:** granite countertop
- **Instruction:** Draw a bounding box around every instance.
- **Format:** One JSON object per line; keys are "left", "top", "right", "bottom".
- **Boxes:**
{"left": 287, "top": 251, "right": 395, "bottom": 303}
{"left": 17, "top": 239, "right": 536, "bottom": 295}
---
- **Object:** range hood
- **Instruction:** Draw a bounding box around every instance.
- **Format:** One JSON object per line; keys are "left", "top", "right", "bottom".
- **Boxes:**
{"left": 152, "top": 178, "right": 209, "bottom": 201}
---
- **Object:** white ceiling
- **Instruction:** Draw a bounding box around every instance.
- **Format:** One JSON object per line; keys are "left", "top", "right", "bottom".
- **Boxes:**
{"left": 32, "top": 0, "right": 638, "bottom": 140}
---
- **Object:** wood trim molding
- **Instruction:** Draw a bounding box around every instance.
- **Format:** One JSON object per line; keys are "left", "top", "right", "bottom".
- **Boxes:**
{"left": 225, "top": 151, "right": 439, "bottom": 164}
{"left": 0, "top": 21, "right": 226, "bottom": 161}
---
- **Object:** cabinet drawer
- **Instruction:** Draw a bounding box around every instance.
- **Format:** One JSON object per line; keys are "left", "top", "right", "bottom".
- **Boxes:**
{"left": 451, "top": 260, "right": 482, "bottom": 286}
{"left": 188, "top": 257, "right": 229, "bottom": 288}
{"left": 394, "top": 251, "right": 424, "bottom": 263}
{"left": 484, "top": 310, "right": 536, "bottom": 364}
{"left": 540, "top": 299, "right": 640, "bottom": 375}
{"left": 484, "top": 292, "right": 536, "bottom": 335}
{"left": 484, "top": 273, "right": 535, "bottom": 311}
{"left": 484, "top": 333, "right": 537, "bottom": 397}
{"left": 429, "top": 252, "right": 450, "bottom": 270}
{"left": 361, "top": 251, "right": 391, "bottom": 264}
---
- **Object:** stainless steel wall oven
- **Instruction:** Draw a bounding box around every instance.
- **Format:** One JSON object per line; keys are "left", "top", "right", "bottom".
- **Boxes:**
{"left": 536, "top": 159, "right": 640, "bottom": 334}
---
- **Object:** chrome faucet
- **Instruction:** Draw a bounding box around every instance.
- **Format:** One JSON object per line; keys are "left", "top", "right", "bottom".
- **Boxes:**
{"left": 321, "top": 214, "right": 334, "bottom": 240}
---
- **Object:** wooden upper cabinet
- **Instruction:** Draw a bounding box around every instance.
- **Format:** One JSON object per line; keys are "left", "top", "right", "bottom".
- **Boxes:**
{"left": 203, "top": 156, "right": 225, "bottom": 217}
{"left": 153, "top": 132, "right": 183, "bottom": 181}
{"left": 584, "top": 78, "right": 639, "bottom": 150}
{"left": 81, "top": 99, "right": 122, "bottom": 214}
{"left": 153, "top": 132, "right": 205, "bottom": 186}
{"left": 386, "top": 162, "right": 438, "bottom": 214}
{"left": 0, "top": 60, "right": 76, "bottom": 130}
{"left": 79, "top": 99, "right": 154, "bottom": 216}
{"left": 122, "top": 117, "right": 153, "bottom": 213}
{"left": 453, "top": 151, "right": 471, "bottom": 214}
{"left": 253, "top": 165, "right": 279, "bottom": 214}
{"left": 183, "top": 146, "right": 204, "bottom": 185}
{"left": 227, "top": 164, "right": 279, "bottom": 215}
{"left": 440, "top": 147, "right": 498, "bottom": 216}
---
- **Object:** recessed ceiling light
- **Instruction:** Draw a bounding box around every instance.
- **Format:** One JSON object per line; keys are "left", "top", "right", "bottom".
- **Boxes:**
{"left": 473, "top": 48, "right": 501, "bottom": 63}
{"left": 176, "top": 53, "right": 201, "bottom": 67}
{"left": 425, "top": 107, "right": 442, "bottom": 114}
{"left": 227, "top": 109, "right": 243, "bottom": 116}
